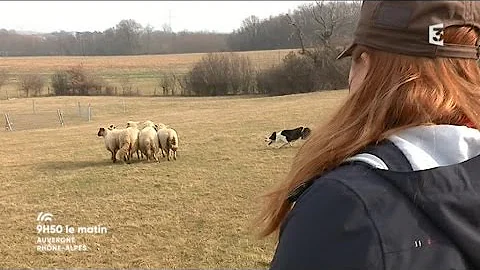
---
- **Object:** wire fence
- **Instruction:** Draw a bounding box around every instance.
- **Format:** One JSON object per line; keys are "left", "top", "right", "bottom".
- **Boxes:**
{"left": 3, "top": 100, "right": 94, "bottom": 131}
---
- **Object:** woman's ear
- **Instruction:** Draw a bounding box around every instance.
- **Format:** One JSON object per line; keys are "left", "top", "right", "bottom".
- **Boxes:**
{"left": 360, "top": 52, "right": 370, "bottom": 68}
{"left": 348, "top": 51, "right": 371, "bottom": 94}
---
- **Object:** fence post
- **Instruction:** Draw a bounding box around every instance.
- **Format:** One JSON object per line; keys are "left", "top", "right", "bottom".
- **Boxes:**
{"left": 57, "top": 109, "right": 64, "bottom": 127}
{"left": 123, "top": 100, "right": 126, "bottom": 114}
{"left": 88, "top": 103, "right": 91, "bottom": 122}
{"left": 32, "top": 100, "right": 36, "bottom": 114}
{"left": 77, "top": 101, "right": 81, "bottom": 116}
{"left": 5, "top": 90, "right": 8, "bottom": 100}
{"left": 4, "top": 113, "right": 13, "bottom": 131}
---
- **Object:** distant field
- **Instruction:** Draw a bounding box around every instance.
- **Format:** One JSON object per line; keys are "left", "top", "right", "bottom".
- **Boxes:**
{"left": 0, "top": 49, "right": 295, "bottom": 99}
{"left": 0, "top": 90, "right": 348, "bottom": 268}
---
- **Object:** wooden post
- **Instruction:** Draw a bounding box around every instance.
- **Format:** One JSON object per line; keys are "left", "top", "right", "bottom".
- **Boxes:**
{"left": 154, "top": 87, "right": 157, "bottom": 96}
{"left": 77, "top": 101, "right": 81, "bottom": 116}
{"left": 32, "top": 100, "right": 36, "bottom": 114}
{"left": 88, "top": 103, "right": 91, "bottom": 122}
{"left": 123, "top": 100, "right": 126, "bottom": 114}
{"left": 57, "top": 109, "right": 64, "bottom": 127}
{"left": 5, "top": 90, "right": 8, "bottom": 100}
{"left": 4, "top": 113, "right": 13, "bottom": 131}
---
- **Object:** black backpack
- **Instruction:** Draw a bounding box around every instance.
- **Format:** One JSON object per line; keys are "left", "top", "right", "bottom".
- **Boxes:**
{"left": 287, "top": 140, "right": 413, "bottom": 203}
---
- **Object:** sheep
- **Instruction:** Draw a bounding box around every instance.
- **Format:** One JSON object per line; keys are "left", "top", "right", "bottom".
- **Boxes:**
{"left": 97, "top": 124, "right": 138, "bottom": 164}
{"left": 124, "top": 126, "right": 141, "bottom": 161}
{"left": 157, "top": 127, "right": 179, "bottom": 161}
{"left": 128, "top": 120, "right": 167, "bottom": 130}
{"left": 125, "top": 121, "right": 143, "bottom": 160}
{"left": 142, "top": 120, "right": 167, "bottom": 131}
{"left": 97, "top": 126, "right": 124, "bottom": 163}
{"left": 126, "top": 121, "right": 140, "bottom": 129}
{"left": 138, "top": 122, "right": 160, "bottom": 162}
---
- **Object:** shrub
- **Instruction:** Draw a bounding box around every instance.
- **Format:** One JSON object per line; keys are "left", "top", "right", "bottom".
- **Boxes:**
{"left": 51, "top": 71, "right": 71, "bottom": 96}
{"left": 51, "top": 64, "right": 108, "bottom": 96}
{"left": 185, "top": 53, "right": 257, "bottom": 96}
{"left": 257, "top": 46, "right": 350, "bottom": 96}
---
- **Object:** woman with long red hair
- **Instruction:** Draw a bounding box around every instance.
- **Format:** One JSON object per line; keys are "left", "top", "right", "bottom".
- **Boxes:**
{"left": 257, "top": 1, "right": 480, "bottom": 269}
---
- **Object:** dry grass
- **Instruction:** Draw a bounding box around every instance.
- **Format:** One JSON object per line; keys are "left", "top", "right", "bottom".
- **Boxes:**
{"left": 0, "top": 49, "right": 294, "bottom": 99}
{"left": 0, "top": 90, "right": 348, "bottom": 268}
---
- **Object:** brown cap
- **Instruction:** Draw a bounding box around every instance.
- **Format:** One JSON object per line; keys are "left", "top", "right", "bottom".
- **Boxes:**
{"left": 337, "top": 1, "right": 480, "bottom": 60}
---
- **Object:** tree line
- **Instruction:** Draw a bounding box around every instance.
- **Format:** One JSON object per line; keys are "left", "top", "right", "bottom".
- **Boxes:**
{"left": 0, "top": 2, "right": 360, "bottom": 56}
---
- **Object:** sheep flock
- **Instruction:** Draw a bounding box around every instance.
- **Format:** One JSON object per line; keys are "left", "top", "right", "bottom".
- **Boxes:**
{"left": 97, "top": 120, "right": 179, "bottom": 164}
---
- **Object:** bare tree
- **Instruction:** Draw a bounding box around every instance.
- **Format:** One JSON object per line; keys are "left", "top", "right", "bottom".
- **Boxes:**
{"left": 119, "top": 76, "right": 133, "bottom": 96}
{"left": 278, "top": 1, "right": 362, "bottom": 93}
{"left": 19, "top": 74, "right": 45, "bottom": 97}
{"left": 143, "top": 24, "right": 154, "bottom": 54}
{"left": 157, "top": 71, "right": 183, "bottom": 96}
{"left": 285, "top": 13, "right": 307, "bottom": 54}
{"left": 161, "top": 23, "right": 173, "bottom": 33}
{"left": 115, "top": 19, "right": 143, "bottom": 54}
{"left": 310, "top": 0, "right": 361, "bottom": 47}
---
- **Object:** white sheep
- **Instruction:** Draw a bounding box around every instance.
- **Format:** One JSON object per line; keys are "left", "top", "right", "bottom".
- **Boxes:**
{"left": 125, "top": 121, "right": 143, "bottom": 159}
{"left": 125, "top": 126, "right": 141, "bottom": 160}
{"left": 138, "top": 122, "right": 160, "bottom": 162}
{"left": 98, "top": 124, "right": 139, "bottom": 163}
{"left": 97, "top": 126, "right": 125, "bottom": 163}
{"left": 141, "top": 120, "right": 167, "bottom": 131}
{"left": 157, "top": 127, "right": 179, "bottom": 161}
{"left": 126, "top": 121, "right": 140, "bottom": 129}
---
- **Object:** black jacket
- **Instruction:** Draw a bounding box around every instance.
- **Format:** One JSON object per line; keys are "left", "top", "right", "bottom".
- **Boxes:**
{"left": 270, "top": 127, "right": 480, "bottom": 270}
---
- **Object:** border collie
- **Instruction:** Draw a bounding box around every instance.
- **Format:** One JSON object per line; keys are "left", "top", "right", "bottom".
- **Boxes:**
{"left": 265, "top": 127, "right": 311, "bottom": 148}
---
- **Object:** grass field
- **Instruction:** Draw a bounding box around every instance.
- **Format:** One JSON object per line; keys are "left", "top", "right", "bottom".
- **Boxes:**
{"left": 0, "top": 49, "right": 294, "bottom": 100}
{"left": 0, "top": 90, "right": 348, "bottom": 268}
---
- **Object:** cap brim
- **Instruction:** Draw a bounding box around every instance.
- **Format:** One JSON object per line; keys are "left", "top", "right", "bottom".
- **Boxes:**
{"left": 336, "top": 44, "right": 356, "bottom": 60}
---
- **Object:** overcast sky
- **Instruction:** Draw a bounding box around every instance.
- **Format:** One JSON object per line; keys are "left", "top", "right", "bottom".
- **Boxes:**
{"left": 0, "top": 1, "right": 315, "bottom": 33}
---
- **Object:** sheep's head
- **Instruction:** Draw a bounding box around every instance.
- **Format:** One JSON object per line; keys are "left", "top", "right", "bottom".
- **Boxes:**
{"left": 142, "top": 120, "right": 156, "bottom": 129}
{"left": 97, "top": 127, "right": 107, "bottom": 137}
{"left": 126, "top": 121, "right": 139, "bottom": 128}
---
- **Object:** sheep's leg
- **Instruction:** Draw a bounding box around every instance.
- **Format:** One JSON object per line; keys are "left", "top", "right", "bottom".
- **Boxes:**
{"left": 173, "top": 150, "right": 177, "bottom": 160}
{"left": 153, "top": 146, "right": 159, "bottom": 162}
{"left": 112, "top": 149, "right": 118, "bottom": 163}
{"left": 158, "top": 141, "right": 165, "bottom": 158}
{"left": 109, "top": 150, "right": 115, "bottom": 162}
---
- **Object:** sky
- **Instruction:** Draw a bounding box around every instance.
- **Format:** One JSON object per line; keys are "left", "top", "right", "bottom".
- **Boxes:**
{"left": 0, "top": 1, "right": 315, "bottom": 34}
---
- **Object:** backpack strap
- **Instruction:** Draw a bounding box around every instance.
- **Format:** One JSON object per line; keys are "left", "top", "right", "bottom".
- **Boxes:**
{"left": 287, "top": 140, "right": 412, "bottom": 203}
{"left": 349, "top": 140, "right": 413, "bottom": 172}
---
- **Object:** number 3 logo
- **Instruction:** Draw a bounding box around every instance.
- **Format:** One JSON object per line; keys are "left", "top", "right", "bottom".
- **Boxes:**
{"left": 429, "top": 23, "right": 444, "bottom": 46}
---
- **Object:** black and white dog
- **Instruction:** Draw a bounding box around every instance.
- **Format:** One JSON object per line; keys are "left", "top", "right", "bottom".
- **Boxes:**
{"left": 265, "top": 127, "right": 311, "bottom": 148}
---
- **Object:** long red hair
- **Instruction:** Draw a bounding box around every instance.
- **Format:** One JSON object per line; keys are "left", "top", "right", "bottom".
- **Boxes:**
{"left": 256, "top": 26, "right": 480, "bottom": 238}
